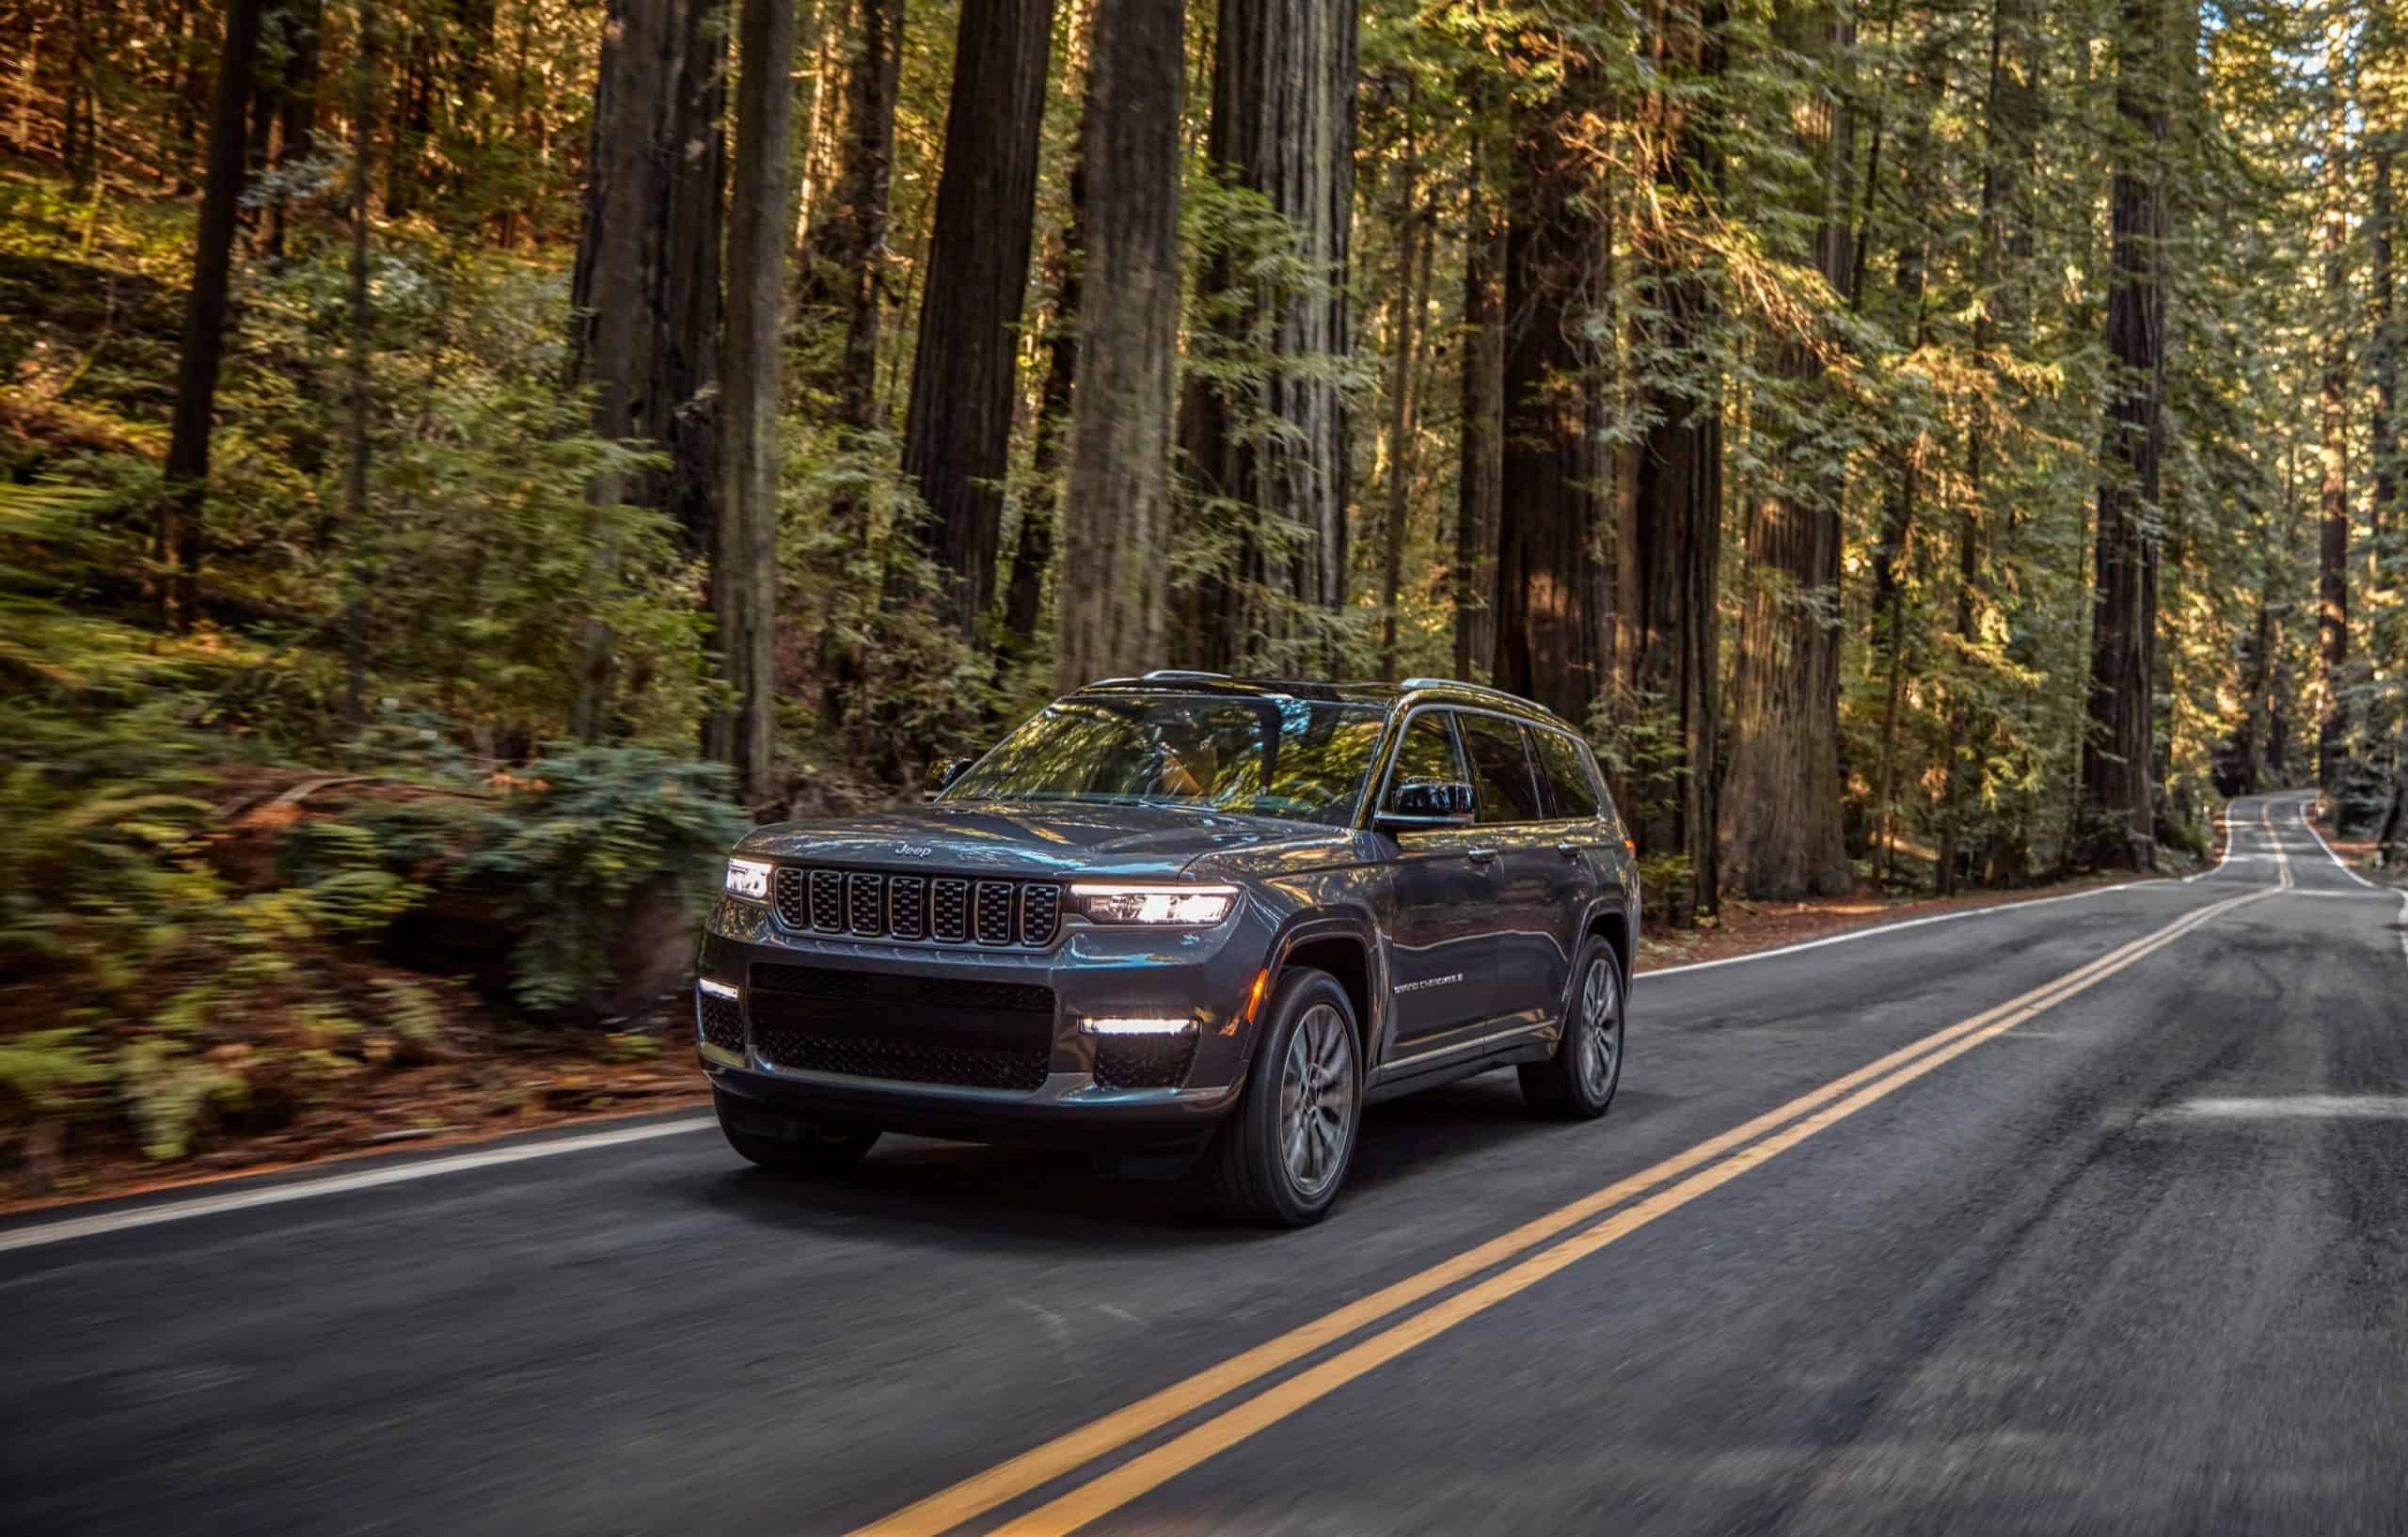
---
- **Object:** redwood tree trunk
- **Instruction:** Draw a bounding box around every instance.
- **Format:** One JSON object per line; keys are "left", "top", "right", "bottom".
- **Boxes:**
{"left": 1719, "top": 0, "right": 1855, "bottom": 900}
{"left": 1626, "top": 0, "right": 1725, "bottom": 921}
{"left": 900, "top": 0, "right": 1056, "bottom": 637}
{"left": 160, "top": 0, "right": 266, "bottom": 631}
{"left": 793, "top": 0, "right": 902, "bottom": 430}
{"left": 712, "top": 0, "right": 800, "bottom": 799}
{"left": 1002, "top": 95, "right": 1089, "bottom": 661}
{"left": 1492, "top": 65, "right": 1608, "bottom": 726}
{"left": 1452, "top": 168, "right": 1504, "bottom": 683}
{"left": 1054, "top": 0, "right": 1182, "bottom": 691}
{"left": 2315, "top": 13, "right": 2351, "bottom": 792}
{"left": 1175, "top": 0, "right": 1358, "bottom": 673}
{"left": 2079, "top": 0, "right": 2172, "bottom": 866}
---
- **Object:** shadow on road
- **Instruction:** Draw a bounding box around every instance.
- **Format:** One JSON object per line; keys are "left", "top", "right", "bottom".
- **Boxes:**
{"left": 692, "top": 1071, "right": 1592, "bottom": 1252}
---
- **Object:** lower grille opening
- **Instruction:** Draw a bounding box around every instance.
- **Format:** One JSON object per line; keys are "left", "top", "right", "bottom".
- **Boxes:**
{"left": 747, "top": 963, "right": 1054, "bottom": 1092}
{"left": 697, "top": 990, "right": 746, "bottom": 1054}
{"left": 1091, "top": 1032, "right": 1196, "bottom": 1091}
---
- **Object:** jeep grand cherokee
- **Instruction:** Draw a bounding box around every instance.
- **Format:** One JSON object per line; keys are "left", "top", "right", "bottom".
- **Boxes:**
{"left": 695, "top": 672, "right": 1639, "bottom": 1226}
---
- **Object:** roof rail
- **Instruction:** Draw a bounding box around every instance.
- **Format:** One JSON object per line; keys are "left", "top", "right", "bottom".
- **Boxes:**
{"left": 1141, "top": 669, "right": 1233, "bottom": 681}
{"left": 1400, "top": 676, "right": 1539, "bottom": 708}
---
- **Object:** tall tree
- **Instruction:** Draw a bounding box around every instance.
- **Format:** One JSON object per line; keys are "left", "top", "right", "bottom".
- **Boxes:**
{"left": 2315, "top": 8, "right": 2350, "bottom": 791}
{"left": 711, "top": 0, "right": 800, "bottom": 799}
{"left": 1054, "top": 0, "right": 1182, "bottom": 690}
{"left": 1453, "top": 167, "right": 1505, "bottom": 682}
{"left": 2078, "top": 0, "right": 2174, "bottom": 867}
{"left": 1625, "top": 0, "right": 1726, "bottom": 919}
{"left": 900, "top": 0, "right": 1056, "bottom": 637}
{"left": 1719, "top": 0, "right": 1857, "bottom": 899}
{"left": 792, "top": 0, "right": 902, "bottom": 428}
{"left": 565, "top": 0, "right": 672, "bottom": 736}
{"left": 1492, "top": 54, "right": 1610, "bottom": 724}
{"left": 1375, "top": 105, "right": 1426, "bottom": 682}
{"left": 160, "top": 0, "right": 267, "bottom": 630}
{"left": 1175, "top": 0, "right": 1358, "bottom": 672}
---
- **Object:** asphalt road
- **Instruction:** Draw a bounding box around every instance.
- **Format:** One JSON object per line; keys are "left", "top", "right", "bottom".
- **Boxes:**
{"left": 7, "top": 791, "right": 2406, "bottom": 1536}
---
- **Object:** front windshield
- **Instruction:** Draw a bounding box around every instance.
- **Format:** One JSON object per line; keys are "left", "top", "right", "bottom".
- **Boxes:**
{"left": 943, "top": 693, "right": 1388, "bottom": 827}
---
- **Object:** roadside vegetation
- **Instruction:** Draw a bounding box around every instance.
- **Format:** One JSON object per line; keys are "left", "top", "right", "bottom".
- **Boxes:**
{"left": 2, "top": 0, "right": 2403, "bottom": 1196}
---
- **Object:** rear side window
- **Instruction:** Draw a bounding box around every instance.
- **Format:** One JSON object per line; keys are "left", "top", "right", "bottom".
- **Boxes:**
{"left": 1384, "top": 710, "right": 1465, "bottom": 808}
{"left": 1457, "top": 714, "right": 1543, "bottom": 824}
{"left": 1531, "top": 728, "right": 1602, "bottom": 819}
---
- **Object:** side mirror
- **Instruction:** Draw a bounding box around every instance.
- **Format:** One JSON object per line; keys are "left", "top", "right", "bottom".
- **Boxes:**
{"left": 1375, "top": 779, "right": 1476, "bottom": 829}
{"left": 923, "top": 755, "right": 978, "bottom": 799}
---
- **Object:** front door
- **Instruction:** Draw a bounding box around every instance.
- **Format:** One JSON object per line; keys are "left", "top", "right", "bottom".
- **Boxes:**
{"left": 1375, "top": 709, "right": 1496, "bottom": 1051}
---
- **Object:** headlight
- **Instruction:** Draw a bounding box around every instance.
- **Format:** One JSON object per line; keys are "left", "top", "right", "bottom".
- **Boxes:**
{"left": 723, "top": 857, "right": 773, "bottom": 901}
{"left": 1069, "top": 882, "right": 1239, "bottom": 926}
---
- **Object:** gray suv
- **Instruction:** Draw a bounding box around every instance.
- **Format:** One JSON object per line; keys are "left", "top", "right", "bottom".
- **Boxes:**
{"left": 695, "top": 673, "right": 1639, "bottom": 1225}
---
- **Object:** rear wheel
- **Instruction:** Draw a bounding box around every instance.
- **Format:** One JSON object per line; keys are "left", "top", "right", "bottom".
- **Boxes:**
{"left": 1199, "top": 969, "right": 1361, "bottom": 1228}
{"left": 714, "top": 1088, "right": 879, "bottom": 1177}
{"left": 1520, "top": 936, "right": 1624, "bottom": 1119}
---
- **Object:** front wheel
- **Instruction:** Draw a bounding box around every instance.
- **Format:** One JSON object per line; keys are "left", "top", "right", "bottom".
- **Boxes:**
{"left": 1520, "top": 936, "right": 1624, "bottom": 1119}
{"left": 715, "top": 1088, "right": 879, "bottom": 1177}
{"left": 1199, "top": 969, "right": 1361, "bottom": 1228}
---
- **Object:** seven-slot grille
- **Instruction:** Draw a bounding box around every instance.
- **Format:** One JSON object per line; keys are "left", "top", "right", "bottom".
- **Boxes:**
{"left": 770, "top": 865, "right": 1060, "bottom": 947}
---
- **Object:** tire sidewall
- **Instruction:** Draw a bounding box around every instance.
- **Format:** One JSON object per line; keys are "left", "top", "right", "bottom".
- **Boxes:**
{"left": 1244, "top": 970, "right": 1362, "bottom": 1224}
{"left": 1559, "top": 936, "right": 1625, "bottom": 1116}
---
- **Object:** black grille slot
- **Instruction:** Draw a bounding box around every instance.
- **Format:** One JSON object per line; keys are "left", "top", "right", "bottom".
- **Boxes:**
{"left": 808, "top": 869, "right": 844, "bottom": 931}
{"left": 767, "top": 866, "right": 1055, "bottom": 947}
{"left": 1021, "top": 883, "right": 1060, "bottom": 945}
{"left": 748, "top": 963, "right": 1054, "bottom": 1091}
{"left": 975, "top": 881, "right": 1015, "bottom": 946}
{"left": 847, "top": 872, "right": 885, "bottom": 935}
{"left": 890, "top": 877, "right": 927, "bottom": 940}
{"left": 1092, "top": 1031, "right": 1196, "bottom": 1091}
{"left": 931, "top": 878, "right": 970, "bottom": 943}
{"left": 772, "top": 868, "right": 808, "bottom": 930}
{"left": 696, "top": 988, "right": 745, "bottom": 1054}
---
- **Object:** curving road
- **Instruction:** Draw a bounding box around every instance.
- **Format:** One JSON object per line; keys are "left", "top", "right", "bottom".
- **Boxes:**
{"left": 6, "top": 793, "right": 2406, "bottom": 1535}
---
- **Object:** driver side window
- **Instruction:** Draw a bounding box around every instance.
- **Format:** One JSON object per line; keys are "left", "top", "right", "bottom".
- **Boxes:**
{"left": 1385, "top": 711, "right": 1464, "bottom": 809}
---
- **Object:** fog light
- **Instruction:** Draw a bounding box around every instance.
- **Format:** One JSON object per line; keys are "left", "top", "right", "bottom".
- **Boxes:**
{"left": 698, "top": 977, "right": 739, "bottom": 1002}
{"left": 1081, "top": 1016, "right": 1196, "bottom": 1035}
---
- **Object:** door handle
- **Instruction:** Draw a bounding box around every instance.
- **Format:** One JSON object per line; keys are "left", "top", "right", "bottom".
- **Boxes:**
{"left": 1466, "top": 846, "right": 1497, "bottom": 864}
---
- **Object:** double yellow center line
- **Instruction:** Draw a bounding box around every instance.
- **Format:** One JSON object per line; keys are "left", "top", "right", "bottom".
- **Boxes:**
{"left": 853, "top": 883, "right": 2273, "bottom": 1537}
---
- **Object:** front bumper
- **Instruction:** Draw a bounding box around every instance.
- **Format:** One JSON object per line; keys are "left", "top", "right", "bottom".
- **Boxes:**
{"left": 692, "top": 893, "right": 1271, "bottom": 1148}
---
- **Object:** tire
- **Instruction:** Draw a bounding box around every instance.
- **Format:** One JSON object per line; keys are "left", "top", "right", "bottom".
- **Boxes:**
{"left": 1520, "top": 934, "right": 1625, "bottom": 1120}
{"left": 1199, "top": 968, "right": 1362, "bottom": 1228}
{"left": 714, "top": 1087, "right": 879, "bottom": 1177}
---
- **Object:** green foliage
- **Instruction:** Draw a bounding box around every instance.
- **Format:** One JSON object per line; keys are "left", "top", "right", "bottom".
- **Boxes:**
{"left": 460, "top": 746, "right": 750, "bottom": 1015}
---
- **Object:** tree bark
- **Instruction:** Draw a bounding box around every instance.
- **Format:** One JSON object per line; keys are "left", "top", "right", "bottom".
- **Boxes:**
{"left": 1376, "top": 116, "right": 1424, "bottom": 681}
{"left": 1002, "top": 97, "right": 1088, "bottom": 663}
{"left": 1492, "top": 60, "right": 1609, "bottom": 726}
{"left": 651, "top": 0, "right": 729, "bottom": 559}
{"left": 792, "top": 0, "right": 901, "bottom": 428}
{"left": 1720, "top": 0, "right": 1855, "bottom": 900}
{"left": 711, "top": 0, "right": 799, "bottom": 800}
{"left": 1054, "top": 0, "right": 1181, "bottom": 691}
{"left": 900, "top": 0, "right": 1056, "bottom": 637}
{"left": 1174, "top": 0, "right": 1358, "bottom": 673}
{"left": 2315, "top": 8, "right": 2351, "bottom": 792}
{"left": 160, "top": 0, "right": 266, "bottom": 631}
{"left": 1452, "top": 162, "right": 1504, "bottom": 683}
{"left": 343, "top": 0, "right": 376, "bottom": 723}
{"left": 1625, "top": 0, "right": 1725, "bottom": 921}
{"left": 565, "top": 0, "right": 673, "bottom": 737}
{"left": 2078, "top": 0, "right": 2172, "bottom": 868}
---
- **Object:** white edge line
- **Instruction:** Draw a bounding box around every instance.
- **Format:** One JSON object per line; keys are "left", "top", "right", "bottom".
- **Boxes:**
{"left": 0, "top": 1116, "right": 714, "bottom": 1256}
{"left": 2295, "top": 794, "right": 2377, "bottom": 888}
{"left": 1637, "top": 879, "right": 2145, "bottom": 981}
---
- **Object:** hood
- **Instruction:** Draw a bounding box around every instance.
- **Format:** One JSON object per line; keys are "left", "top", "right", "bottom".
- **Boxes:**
{"left": 737, "top": 801, "right": 1350, "bottom": 881}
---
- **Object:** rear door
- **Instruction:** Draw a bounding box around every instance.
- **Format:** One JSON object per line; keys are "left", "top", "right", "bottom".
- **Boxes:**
{"left": 1453, "top": 712, "right": 1566, "bottom": 1030}
{"left": 1373, "top": 709, "right": 1497, "bottom": 1051}
{"left": 1529, "top": 723, "right": 1614, "bottom": 997}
